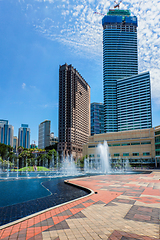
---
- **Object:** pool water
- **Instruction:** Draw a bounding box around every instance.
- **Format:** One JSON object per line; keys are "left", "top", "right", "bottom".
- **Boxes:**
{"left": 0, "top": 177, "right": 89, "bottom": 226}
{"left": 0, "top": 178, "right": 51, "bottom": 207}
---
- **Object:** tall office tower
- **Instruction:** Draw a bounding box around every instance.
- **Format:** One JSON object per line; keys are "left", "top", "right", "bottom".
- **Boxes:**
{"left": 58, "top": 63, "right": 90, "bottom": 159}
{"left": 0, "top": 120, "right": 14, "bottom": 147}
{"left": 38, "top": 120, "right": 51, "bottom": 149}
{"left": 18, "top": 124, "right": 30, "bottom": 148}
{"left": 117, "top": 72, "right": 152, "bottom": 131}
{"left": 102, "top": 9, "right": 138, "bottom": 132}
{"left": 91, "top": 103, "right": 104, "bottom": 136}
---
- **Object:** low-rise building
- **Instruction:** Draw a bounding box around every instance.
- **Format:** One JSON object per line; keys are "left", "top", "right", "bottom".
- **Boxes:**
{"left": 83, "top": 126, "right": 160, "bottom": 168}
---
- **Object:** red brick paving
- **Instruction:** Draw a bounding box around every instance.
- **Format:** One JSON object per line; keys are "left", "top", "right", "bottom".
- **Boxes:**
{"left": 0, "top": 171, "right": 160, "bottom": 239}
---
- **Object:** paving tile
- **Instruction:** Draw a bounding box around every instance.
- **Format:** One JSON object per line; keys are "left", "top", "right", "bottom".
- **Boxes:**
{"left": 1, "top": 171, "right": 160, "bottom": 240}
{"left": 71, "top": 204, "right": 85, "bottom": 209}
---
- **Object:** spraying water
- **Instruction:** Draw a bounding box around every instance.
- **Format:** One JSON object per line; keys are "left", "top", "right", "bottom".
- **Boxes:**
{"left": 61, "top": 155, "right": 79, "bottom": 176}
{"left": 84, "top": 141, "right": 111, "bottom": 174}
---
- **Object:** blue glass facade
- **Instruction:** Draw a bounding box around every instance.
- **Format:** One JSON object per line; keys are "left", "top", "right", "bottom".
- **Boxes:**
{"left": 18, "top": 124, "right": 30, "bottom": 148}
{"left": 117, "top": 72, "right": 152, "bottom": 131}
{"left": 91, "top": 103, "right": 104, "bottom": 135}
{"left": 0, "top": 120, "right": 14, "bottom": 146}
{"left": 102, "top": 10, "right": 138, "bottom": 132}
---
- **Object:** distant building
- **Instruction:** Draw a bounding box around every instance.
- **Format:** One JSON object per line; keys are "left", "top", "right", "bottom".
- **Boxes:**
{"left": 0, "top": 120, "right": 14, "bottom": 147}
{"left": 30, "top": 143, "right": 37, "bottom": 149}
{"left": 38, "top": 120, "right": 51, "bottom": 149}
{"left": 50, "top": 132, "right": 58, "bottom": 146}
{"left": 58, "top": 63, "right": 90, "bottom": 159}
{"left": 91, "top": 103, "right": 104, "bottom": 136}
{"left": 18, "top": 124, "right": 30, "bottom": 148}
{"left": 13, "top": 136, "right": 18, "bottom": 152}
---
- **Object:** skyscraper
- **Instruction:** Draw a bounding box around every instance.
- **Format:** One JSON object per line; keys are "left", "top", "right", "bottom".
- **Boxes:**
{"left": 117, "top": 71, "right": 152, "bottom": 131}
{"left": 0, "top": 120, "right": 14, "bottom": 147}
{"left": 18, "top": 124, "right": 30, "bottom": 148}
{"left": 91, "top": 103, "right": 104, "bottom": 136}
{"left": 58, "top": 63, "right": 90, "bottom": 159}
{"left": 102, "top": 9, "right": 152, "bottom": 132}
{"left": 38, "top": 120, "right": 51, "bottom": 149}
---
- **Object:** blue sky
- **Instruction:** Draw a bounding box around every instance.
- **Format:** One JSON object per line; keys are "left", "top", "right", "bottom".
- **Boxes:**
{"left": 0, "top": 0, "right": 160, "bottom": 145}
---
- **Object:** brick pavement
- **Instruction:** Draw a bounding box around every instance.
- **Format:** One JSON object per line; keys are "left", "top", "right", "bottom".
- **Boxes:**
{"left": 0, "top": 171, "right": 160, "bottom": 240}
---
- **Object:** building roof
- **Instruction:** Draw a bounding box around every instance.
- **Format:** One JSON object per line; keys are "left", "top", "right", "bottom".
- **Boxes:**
{"left": 107, "top": 9, "right": 131, "bottom": 16}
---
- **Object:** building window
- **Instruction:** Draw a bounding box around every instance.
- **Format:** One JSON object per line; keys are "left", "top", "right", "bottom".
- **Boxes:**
{"left": 123, "top": 153, "right": 129, "bottom": 156}
{"left": 132, "top": 153, "right": 139, "bottom": 156}
{"left": 131, "top": 142, "right": 140, "bottom": 145}
{"left": 156, "top": 151, "right": 160, "bottom": 156}
{"left": 155, "top": 137, "right": 160, "bottom": 143}
{"left": 122, "top": 143, "right": 130, "bottom": 146}
{"left": 89, "top": 154, "right": 94, "bottom": 157}
{"left": 143, "top": 152, "right": 150, "bottom": 156}
{"left": 141, "top": 141, "right": 151, "bottom": 145}
{"left": 88, "top": 145, "right": 95, "bottom": 148}
{"left": 112, "top": 144, "right": 120, "bottom": 146}
{"left": 155, "top": 131, "right": 160, "bottom": 135}
{"left": 114, "top": 153, "right": 120, "bottom": 157}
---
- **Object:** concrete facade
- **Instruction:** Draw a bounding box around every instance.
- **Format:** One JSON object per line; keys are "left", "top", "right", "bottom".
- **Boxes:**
{"left": 83, "top": 126, "right": 160, "bottom": 167}
{"left": 58, "top": 63, "right": 90, "bottom": 159}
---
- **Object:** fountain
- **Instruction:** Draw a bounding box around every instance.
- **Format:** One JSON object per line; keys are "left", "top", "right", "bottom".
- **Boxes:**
{"left": 84, "top": 141, "right": 133, "bottom": 174}
{"left": 84, "top": 141, "right": 111, "bottom": 174}
{"left": 61, "top": 155, "right": 79, "bottom": 176}
{"left": 0, "top": 142, "right": 134, "bottom": 180}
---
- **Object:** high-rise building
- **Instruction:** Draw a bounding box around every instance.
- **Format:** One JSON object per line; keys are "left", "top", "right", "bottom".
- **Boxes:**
{"left": 0, "top": 120, "right": 14, "bottom": 147}
{"left": 117, "top": 71, "right": 152, "bottom": 131}
{"left": 91, "top": 103, "right": 104, "bottom": 136}
{"left": 102, "top": 9, "right": 152, "bottom": 132}
{"left": 58, "top": 63, "right": 90, "bottom": 159}
{"left": 38, "top": 120, "right": 51, "bottom": 149}
{"left": 18, "top": 124, "right": 30, "bottom": 148}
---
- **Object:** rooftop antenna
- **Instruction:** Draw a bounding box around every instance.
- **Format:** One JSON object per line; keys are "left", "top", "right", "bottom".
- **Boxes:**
{"left": 114, "top": 0, "right": 122, "bottom": 9}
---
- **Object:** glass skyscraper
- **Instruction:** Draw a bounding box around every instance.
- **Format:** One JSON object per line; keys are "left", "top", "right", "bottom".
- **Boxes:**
{"left": 117, "top": 71, "right": 152, "bottom": 131}
{"left": 18, "top": 124, "right": 30, "bottom": 148}
{"left": 0, "top": 120, "right": 14, "bottom": 147}
{"left": 102, "top": 9, "right": 152, "bottom": 132}
{"left": 91, "top": 103, "right": 104, "bottom": 136}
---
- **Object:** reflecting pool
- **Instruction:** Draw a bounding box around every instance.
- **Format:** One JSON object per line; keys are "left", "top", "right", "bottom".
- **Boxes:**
{"left": 0, "top": 177, "right": 89, "bottom": 226}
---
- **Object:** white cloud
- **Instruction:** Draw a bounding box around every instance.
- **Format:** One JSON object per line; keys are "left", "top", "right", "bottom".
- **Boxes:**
{"left": 22, "top": 83, "right": 26, "bottom": 89}
{"left": 19, "top": 0, "right": 160, "bottom": 105}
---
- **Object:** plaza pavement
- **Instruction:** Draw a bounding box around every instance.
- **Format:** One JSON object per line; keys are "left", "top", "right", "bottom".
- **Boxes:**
{"left": 0, "top": 170, "right": 160, "bottom": 240}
